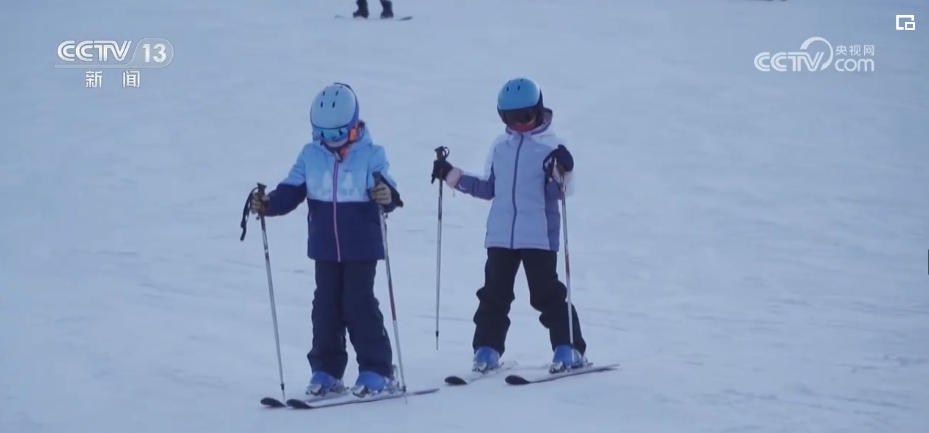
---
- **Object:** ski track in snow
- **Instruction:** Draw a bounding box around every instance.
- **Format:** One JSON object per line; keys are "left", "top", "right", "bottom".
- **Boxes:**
{"left": 1, "top": 0, "right": 928, "bottom": 432}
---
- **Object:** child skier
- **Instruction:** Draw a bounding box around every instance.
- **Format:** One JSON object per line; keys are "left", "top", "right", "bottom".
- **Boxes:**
{"left": 249, "top": 83, "right": 403, "bottom": 397}
{"left": 430, "top": 77, "right": 589, "bottom": 374}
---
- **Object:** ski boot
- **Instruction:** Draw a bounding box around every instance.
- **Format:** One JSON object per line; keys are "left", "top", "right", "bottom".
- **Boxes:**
{"left": 351, "top": 366, "right": 400, "bottom": 397}
{"left": 305, "top": 371, "right": 346, "bottom": 396}
{"left": 549, "top": 345, "right": 589, "bottom": 373}
{"left": 352, "top": 0, "right": 369, "bottom": 18}
{"left": 380, "top": 0, "right": 394, "bottom": 19}
{"left": 472, "top": 346, "right": 502, "bottom": 373}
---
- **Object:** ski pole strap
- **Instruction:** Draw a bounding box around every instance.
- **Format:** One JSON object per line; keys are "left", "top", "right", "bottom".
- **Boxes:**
{"left": 239, "top": 183, "right": 267, "bottom": 241}
{"left": 542, "top": 154, "right": 568, "bottom": 180}
{"left": 435, "top": 146, "right": 449, "bottom": 160}
{"left": 431, "top": 146, "right": 450, "bottom": 185}
{"left": 543, "top": 154, "right": 555, "bottom": 180}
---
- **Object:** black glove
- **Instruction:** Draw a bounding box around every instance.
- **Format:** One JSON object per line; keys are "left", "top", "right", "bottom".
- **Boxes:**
{"left": 543, "top": 144, "right": 574, "bottom": 176}
{"left": 432, "top": 158, "right": 453, "bottom": 183}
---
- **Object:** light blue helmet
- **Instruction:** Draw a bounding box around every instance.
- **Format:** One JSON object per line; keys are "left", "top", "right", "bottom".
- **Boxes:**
{"left": 497, "top": 77, "right": 543, "bottom": 111}
{"left": 310, "top": 83, "right": 360, "bottom": 146}
{"left": 496, "top": 78, "right": 545, "bottom": 126}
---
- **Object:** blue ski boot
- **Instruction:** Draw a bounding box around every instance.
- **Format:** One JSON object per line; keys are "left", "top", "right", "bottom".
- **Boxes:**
{"left": 472, "top": 346, "right": 502, "bottom": 373}
{"left": 351, "top": 366, "right": 400, "bottom": 397}
{"left": 305, "top": 371, "right": 346, "bottom": 396}
{"left": 550, "top": 345, "right": 589, "bottom": 373}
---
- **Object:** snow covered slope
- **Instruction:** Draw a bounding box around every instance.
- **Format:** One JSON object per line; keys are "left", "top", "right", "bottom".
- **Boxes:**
{"left": 2, "top": 0, "right": 927, "bottom": 432}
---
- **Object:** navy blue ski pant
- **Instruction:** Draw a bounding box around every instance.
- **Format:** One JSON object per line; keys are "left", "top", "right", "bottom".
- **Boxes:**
{"left": 307, "top": 260, "right": 393, "bottom": 379}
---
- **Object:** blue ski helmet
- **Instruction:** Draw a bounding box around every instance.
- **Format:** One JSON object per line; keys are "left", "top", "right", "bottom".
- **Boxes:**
{"left": 496, "top": 78, "right": 544, "bottom": 126}
{"left": 310, "top": 83, "right": 360, "bottom": 146}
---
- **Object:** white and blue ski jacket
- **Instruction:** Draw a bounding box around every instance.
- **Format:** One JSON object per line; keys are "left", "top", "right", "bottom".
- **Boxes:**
{"left": 445, "top": 111, "right": 574, "bottom": 252}
{"left": 262, "top": 123, "right": 401, "bottom": 262}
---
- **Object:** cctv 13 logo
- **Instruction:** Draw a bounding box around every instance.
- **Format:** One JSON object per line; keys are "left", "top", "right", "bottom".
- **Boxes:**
{"left": 56, "top": 38, "right": 174, "bottom": 69}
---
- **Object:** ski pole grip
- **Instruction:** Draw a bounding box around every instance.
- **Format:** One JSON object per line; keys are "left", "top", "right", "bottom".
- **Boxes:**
{"left": 434, "top": 146, "right": 449, "bottom": 160}
{"left": 256, "top": 182, "right": 267, "bottom": 196}
{"left": 373, "top": 172, "right": 383, "bottom": 184}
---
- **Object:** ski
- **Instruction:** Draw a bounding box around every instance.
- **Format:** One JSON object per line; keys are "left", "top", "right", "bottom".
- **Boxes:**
{"left": 504, "top": 363, "right": 620, "bottom": 385}
{"left": 444, "top": 361, "right": 518, "bottom": 385}
{"left": 260, "top": 397, "right": 286, "bottom": 408}
{"left": 264, "top": 393, "right": 344, "bottom": 408}
{"left": 335, "top": 15, "right": 412, "bottom": 21}
{"left": 286, "top": 387, "right": 439, "bottom": 409}
{"left": 283, "top": 391, "right": 354, "bottom": 408}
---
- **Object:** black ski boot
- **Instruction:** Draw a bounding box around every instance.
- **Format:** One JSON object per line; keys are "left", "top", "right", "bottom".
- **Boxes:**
{"left": 353, "top": 0, "right": 369, "bottom": 18}
{"left": 380, "top": 0, "right": 394, "bottom": 19}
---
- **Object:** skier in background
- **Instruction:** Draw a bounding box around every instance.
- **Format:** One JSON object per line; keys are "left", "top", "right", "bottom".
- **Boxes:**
{"left": 430, "top": 77, "right": 590, "bottom": 374}
{"left": 249, "top": 82, "right": 404, "bottom": 397}
{"left": 353, "top": 0, "right": 393, "bottom": 19}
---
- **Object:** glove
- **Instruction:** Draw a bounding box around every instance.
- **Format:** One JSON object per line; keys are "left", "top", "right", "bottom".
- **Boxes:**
{"left": 249, "top": 190, "right": 269, "bottom": 215}
{"left": 370, "top": 182, "right": 392, "bottom": 205}
{"left": 543, "top": 144, "right": 574, "bottom": 176}
{"left": 432, "top": 158, "right": 453, "bottom": 183}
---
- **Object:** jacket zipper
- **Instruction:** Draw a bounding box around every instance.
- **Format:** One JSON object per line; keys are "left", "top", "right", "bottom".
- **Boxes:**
{"left": 509, "top": 136, "right": 525, "bottom": 249}
{"left": 332, "top": 159, "right": 342, "bottom": 262}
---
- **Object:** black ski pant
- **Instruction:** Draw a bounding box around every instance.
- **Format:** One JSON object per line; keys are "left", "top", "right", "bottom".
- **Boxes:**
{"left": 472, "top": 247, "right": 586, "bottom": 356}
{"left": 356, "top": 0, "right": 391, "bottom": 9}
{"left": 307, "top": 260, "right": 393, "bottom": 379}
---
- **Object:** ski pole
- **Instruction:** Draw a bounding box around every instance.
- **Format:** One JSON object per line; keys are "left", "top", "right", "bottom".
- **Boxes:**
{"left": 373, "top": 172, "right": 408, "bottom": 397}
{"left": 544, "top": 156, "right": 575, "bottom": 353}
{"left": 432, "top": 146, "right": 449, "bottom": 350}
{"left": 240, "top": 182, "right": 286, "bottom": 402}
{"left": 559, "top": 175, "right": 575, "bottom": 352}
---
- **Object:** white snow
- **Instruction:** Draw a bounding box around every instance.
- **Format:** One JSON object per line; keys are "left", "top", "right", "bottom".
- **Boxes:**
{"left": 2, "top": 0, "right": 928, "bottom": 431}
